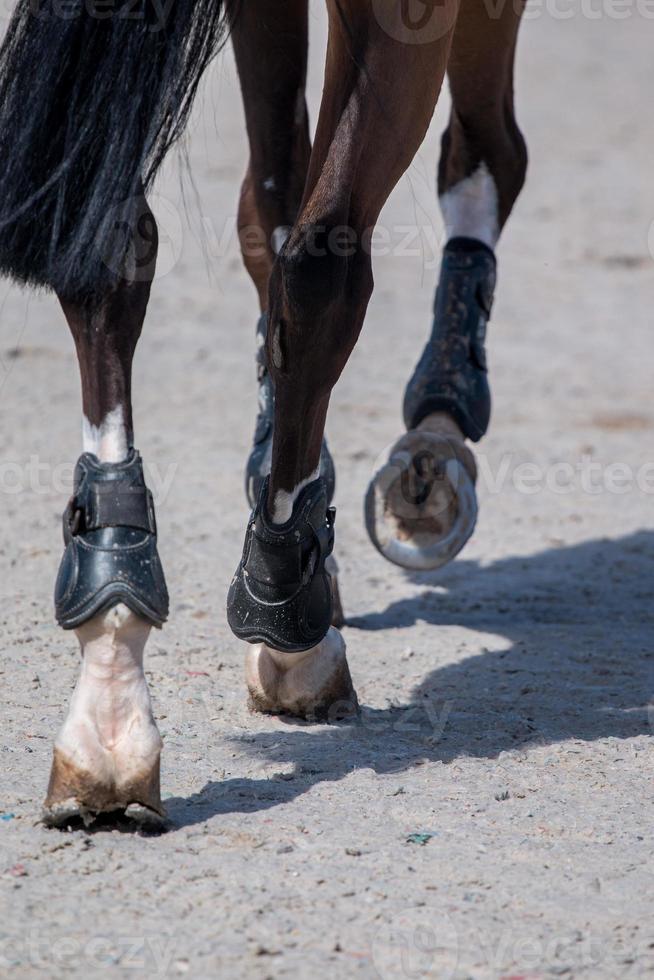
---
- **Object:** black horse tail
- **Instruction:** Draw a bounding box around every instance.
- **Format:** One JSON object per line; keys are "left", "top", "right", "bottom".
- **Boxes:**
{"left": 0, "top": 0, "right": 227, "bottom": 301}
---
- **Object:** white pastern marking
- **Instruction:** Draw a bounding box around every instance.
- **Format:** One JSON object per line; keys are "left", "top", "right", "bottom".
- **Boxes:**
{"left": 272, "top": 225, "right": 291, "bottom": 255}
{"left": 271, "top": 467, "right": 320, "bottom": 525}
{"left": 82, "top": 405, "right": 129, "bottom": 463}
{"left": 439, "top": 163, "right": 499, "bottom": 250}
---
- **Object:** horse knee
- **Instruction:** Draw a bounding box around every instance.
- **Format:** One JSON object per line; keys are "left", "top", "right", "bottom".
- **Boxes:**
{"left": 279, "top": 220, "right": 374, "bottom": 323}
{"left": 277, "top": 223, "right": 352, "bottom": 321}
{"left": 269, "top": 221, "right": 373, "bottom": 387}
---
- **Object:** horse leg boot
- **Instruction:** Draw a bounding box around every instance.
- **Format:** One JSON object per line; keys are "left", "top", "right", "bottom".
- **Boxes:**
{"left": 366, "top": 0, "right": 527, "bottom": 570}
{"left": 229, "top": 0, "right": 457, "bottom": 718}
{"left": 43, "top": 198, "right": 169, "bottom": 828}
{"left": 229, "top": 1, "right": 343, "bottom": 723}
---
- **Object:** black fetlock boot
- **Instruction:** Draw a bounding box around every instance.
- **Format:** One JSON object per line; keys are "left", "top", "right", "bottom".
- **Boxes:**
{"left": 403, "top": 237, "right": 496, "bottom": 442}
{"left": 245, "top": 313, "right": 336, "bottom": 508}
{"left": 54, "top": 450, "right": 169, "bottom": 629}
{"left": 227, "top": 476, "right": 335, "bottom": 653}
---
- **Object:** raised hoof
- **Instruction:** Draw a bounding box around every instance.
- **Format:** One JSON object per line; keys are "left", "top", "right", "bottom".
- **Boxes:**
{"left": 42, "top": 748, "right": 166, "bottom": 831}
{"left": 245, "top": 627, "right": 359, "bottom": 722}
{"left": 365, "top": 413, "right": 478, "bottom": 571}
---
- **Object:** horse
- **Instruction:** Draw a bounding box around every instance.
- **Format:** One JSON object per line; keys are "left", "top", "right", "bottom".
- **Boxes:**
{"left": 0, "top": 0, "right": 526, "bottom": 828}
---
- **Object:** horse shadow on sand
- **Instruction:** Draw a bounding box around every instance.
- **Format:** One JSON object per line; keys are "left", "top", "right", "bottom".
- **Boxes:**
{"left": 168, "top": 529, "right": 654, "bottom": 828}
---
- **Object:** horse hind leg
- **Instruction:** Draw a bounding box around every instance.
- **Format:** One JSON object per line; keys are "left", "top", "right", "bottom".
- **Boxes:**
{"left": 228, "top": 0, "right": 456, "bottom": 717}
{"left": 0, "top": 0, "right": 227, "bottom": 826}
{"left": 43, "top": 198, "right": 169, "bottom": 830}
{"left": 366, "top": 0, "right": 527, "bottom": 570}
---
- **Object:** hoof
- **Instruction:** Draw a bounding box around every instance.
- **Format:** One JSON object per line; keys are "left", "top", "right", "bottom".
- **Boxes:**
{"left": 42, "top": 606, "right": 166, "bottom": 831}
{"left": 245, "top": 627, "right": 359, "bottom": 722}
{"left": 42, "top": 748, "right": 166, "bottom": 830}
{"left": 365, "top": 413, "right": 478, "bottom": 571}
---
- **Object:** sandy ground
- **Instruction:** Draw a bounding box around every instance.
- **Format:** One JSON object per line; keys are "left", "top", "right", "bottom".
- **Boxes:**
{"left": 0, "top": 5, "right": 653, "bottom": 979}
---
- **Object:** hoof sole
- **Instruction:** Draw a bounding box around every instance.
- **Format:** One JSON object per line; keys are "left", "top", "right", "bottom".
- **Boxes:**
{"left": 365, "top": 416, "right": 478, "bottom": 571}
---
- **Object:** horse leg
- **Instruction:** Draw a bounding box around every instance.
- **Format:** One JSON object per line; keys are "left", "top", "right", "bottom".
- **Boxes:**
{"left": 43, "top": 198, "right": 169, "bottom": 828}
{"left": 228, "top": 0, "right": 309, "bottom": 313}
{"left": 228, "top": 0, "right": 456, "bottom": 718}
{"left": 229, "top": 0, "right": 343, "bottom": 630}
{"left": 366, "top": 0, "right": 527, "bottom": 570}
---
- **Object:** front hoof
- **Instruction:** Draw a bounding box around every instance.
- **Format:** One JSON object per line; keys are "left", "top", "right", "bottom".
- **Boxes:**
{"left": 42, "top": 748, "right": 166, "bottom": 830}
{"left": 245, "top": 627, "right": 359, "bottom": 722}
{"left": 365, "top": 413, "right": 478, "bottom": 571}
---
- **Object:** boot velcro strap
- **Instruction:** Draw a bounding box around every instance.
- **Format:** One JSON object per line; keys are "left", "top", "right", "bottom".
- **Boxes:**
{"left": 69, "top": 482, "right": 156, "bottom": 536}
{"left": 87, "top": 483, "right": 156, "bottom": 533}
{"left": 312, "top": 507, "right": 336, "bottom": 561}
{"left": 245, "top": 537, "right": 302, "bottom": 587}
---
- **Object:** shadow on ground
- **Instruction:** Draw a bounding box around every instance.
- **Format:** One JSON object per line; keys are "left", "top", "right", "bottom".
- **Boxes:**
{"left": 168, "top": 530, "right": 654, "bottom": 828}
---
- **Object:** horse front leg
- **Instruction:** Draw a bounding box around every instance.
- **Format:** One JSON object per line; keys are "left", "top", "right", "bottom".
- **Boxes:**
{"left": 228, "top": 0, "right": 456, "bottom": 720}
{"left": 229, "top": 0, "right": 343, "bottom": 697}
{"left": 366, "top": 0, "right": 528, "bottom": 570}
{"left": 43, "top": 197, "right": 169, "bottom": 829}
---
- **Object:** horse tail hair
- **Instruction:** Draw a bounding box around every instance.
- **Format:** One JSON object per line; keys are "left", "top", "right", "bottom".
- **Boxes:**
{"left": 0, "top": 0, "right": 228, "bottom": 301}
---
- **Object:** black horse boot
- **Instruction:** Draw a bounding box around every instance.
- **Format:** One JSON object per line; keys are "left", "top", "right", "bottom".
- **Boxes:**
{"left": 403, "top": 236, "right": 496, "bottom": 442}
{"left": 227, "top": 477, "right": 335, "bottom": 653}
{"left": 54, "top": 449, "right": 169, "bottom": 629}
